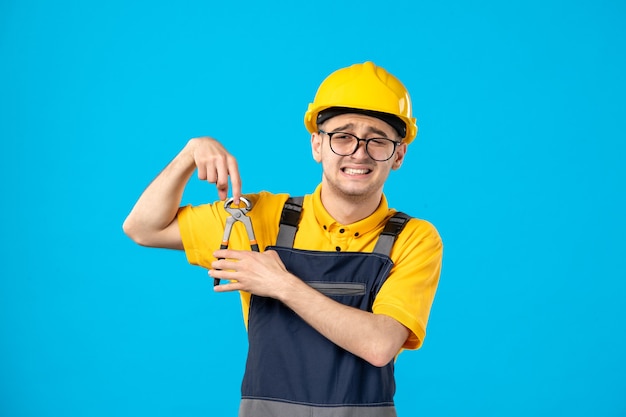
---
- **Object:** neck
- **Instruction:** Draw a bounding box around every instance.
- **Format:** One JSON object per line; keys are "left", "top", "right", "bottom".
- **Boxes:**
{"left": 319, "top": 183, "right": 383, "bottom": 225}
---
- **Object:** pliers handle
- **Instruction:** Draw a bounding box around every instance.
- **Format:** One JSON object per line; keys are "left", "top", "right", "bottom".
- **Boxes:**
{"left": 214, "top": 196, "right": 259, "bottom": 286}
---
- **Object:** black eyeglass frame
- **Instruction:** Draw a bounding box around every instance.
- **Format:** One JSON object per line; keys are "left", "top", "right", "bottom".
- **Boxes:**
{"left": 318, "top": 129, "right": 402, "bottom": 162}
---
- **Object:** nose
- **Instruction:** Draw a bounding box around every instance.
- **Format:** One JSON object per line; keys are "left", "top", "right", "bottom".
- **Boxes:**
{"left": 351, "top": 138, "right": 370, "bottom": 159}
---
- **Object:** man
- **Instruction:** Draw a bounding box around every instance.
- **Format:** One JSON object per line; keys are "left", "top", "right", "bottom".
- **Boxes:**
{"left": 123, "top": 61, "right": 442, "bottom": 417}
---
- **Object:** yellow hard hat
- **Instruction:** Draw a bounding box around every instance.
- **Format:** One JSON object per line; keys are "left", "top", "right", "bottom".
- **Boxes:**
{"left": 304, "top": 61, "right": 418, "bottom": 143}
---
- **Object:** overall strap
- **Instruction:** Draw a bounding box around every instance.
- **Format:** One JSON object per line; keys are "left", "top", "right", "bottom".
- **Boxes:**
{"left": 276, "top": 197, "right": 411, "bottom": 256}
{"left": 275, "top": 196, "right": 304, "bottom": 248}
{"left": 372, "top": 212, "right": 412, "bottom": 256}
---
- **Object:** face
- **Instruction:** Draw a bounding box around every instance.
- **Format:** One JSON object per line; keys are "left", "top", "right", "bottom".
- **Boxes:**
{"left": 311, "top": 113, "right": 407, "bottom": 203}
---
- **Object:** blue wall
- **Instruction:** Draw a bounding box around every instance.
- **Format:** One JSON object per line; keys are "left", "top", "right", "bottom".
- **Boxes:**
{"left": 1, "top": 1, "right": 625, "bottom": 416}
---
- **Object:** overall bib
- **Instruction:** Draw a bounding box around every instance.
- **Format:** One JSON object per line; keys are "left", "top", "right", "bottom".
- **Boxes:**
{"left": 239, "top": 198, "right": 410, "bottom": 417}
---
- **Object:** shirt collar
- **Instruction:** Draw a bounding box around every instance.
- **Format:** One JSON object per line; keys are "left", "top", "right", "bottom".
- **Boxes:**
{"left": 311, "top": 184, "right": 390, "bottom": 236}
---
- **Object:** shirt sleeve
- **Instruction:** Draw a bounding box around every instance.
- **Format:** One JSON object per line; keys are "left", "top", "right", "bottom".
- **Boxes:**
{"left": 177, "top": 201, "right": 229, "bottom": 269}
{"left": 372, "top": 219, "right": 443, "bottom": 350}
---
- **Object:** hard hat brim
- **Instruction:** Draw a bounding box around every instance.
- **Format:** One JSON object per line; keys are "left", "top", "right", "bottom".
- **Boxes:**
{"left": 316, "top": 107, "right": 407, "bottom": 139}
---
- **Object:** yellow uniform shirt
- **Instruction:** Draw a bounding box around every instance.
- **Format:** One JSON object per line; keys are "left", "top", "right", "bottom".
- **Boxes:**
{"left": 177, "top": 184, "right": 442, "bottom": 350}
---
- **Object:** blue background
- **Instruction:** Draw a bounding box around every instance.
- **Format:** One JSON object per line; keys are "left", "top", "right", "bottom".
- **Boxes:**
{"left": 1, "top": 1, "right": 625, "bottom": 416}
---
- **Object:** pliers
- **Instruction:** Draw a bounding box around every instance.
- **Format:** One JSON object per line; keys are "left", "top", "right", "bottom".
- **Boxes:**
{"left": 214, "top": 196, "right": 259, "bottom": 286}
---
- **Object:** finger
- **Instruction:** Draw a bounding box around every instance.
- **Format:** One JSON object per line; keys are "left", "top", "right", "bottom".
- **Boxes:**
{"left": 196, "top": 160, "right": 208, "bottom": 181}
{"left": 212, "top": 249, "right": 244, "bottom": 260}
{"left": 196, "top": 154, "right": 218, "bottom": 184}
{"left": 196, "top": 154, "right": 223, "bottom": 187}
{"left": 208, "top": 269, "right": 242, "bottom": 291}
{"left": 197, "top": 168, "right": 206, "bottom": 180}
{"left": 227, "top": 156, "right": 242, "bottom": 204}
{"left": 210, "top": 258, "right": 239, "bottom": 272}
{"left": 208, "top": 267, "right": 237, "bottom": 280}
{"left": 214, "top": 155, "right": 230, "bottom": 201}
{"left": 194, "top": 150, "right": 213, "bottom": 182}
{"left": 213, "top": 281, "right": 244, "bottom": 293}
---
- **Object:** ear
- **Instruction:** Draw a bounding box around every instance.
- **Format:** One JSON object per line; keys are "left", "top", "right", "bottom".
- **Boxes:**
{"left": 311, "top": 132, "right": 323, "bottom": 163}
{"left": 391, "top": 142, "right": 407, "bottom": 170}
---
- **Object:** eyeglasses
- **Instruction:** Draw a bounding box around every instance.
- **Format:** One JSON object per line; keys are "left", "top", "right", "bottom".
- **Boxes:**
{"left": 318, "top": 130, "right": 401, "bottom": 162}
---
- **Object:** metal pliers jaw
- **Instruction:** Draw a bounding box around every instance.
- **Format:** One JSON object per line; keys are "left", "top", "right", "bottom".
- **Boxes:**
{"left": 214, "top": 196, "right": 259, "bottom": 286}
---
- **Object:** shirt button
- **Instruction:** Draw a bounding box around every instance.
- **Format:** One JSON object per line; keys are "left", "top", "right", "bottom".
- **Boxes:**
{"left": 335, "top": 246, "right": 341, "bottom": 252}
{"left": 354, "top": 232, "right": 359, "bottom": 237}
{"left": 339, "top": 228, "right": 345, "bottom": 233}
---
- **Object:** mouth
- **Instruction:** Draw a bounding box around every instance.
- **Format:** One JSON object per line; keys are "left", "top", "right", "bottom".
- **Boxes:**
{"left": 342, "top": 167, "right": 372, "bottom": 176}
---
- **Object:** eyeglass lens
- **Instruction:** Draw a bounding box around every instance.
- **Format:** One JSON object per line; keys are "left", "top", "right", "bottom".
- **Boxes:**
{"left": 328, "top": 132, "right": 397, "bottom": 161}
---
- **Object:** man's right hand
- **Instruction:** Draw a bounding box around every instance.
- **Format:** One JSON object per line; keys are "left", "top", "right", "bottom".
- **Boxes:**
{"left": 189, "top": 137, "right": 242, "bottom": 203}
{"left": 123, "top": 136, "right": 241, "bottom": 249}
